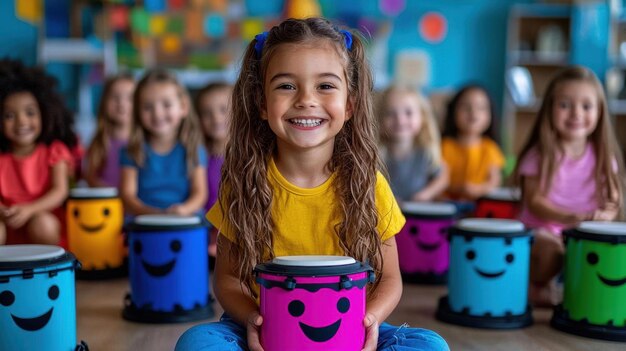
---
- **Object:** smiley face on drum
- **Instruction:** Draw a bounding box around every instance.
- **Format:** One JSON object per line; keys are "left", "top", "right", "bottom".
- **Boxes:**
{"left": 0, "top": 285, "right": 59, "bottom": 331}
{"left": 585, "top": 249, "right": 626, "bottom": 288}
{"left": 67, "top": 193, "right": 124, "bottom": 271}
{"left": 134, "top": 239, "right": 181, "bottom": 277}
{"left": 464, "top": 244, "right": 515, "bottom": 279}
{"left": 287, "top": 296, "right": 350, "bottom": 342}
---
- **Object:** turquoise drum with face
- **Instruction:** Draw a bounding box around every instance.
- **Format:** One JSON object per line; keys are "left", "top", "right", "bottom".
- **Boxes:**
{"left": 0, "top": 245, "right": 83, "bottom": 351}
{"left": 436, "top": 218, "right": 533, "bottom": 329}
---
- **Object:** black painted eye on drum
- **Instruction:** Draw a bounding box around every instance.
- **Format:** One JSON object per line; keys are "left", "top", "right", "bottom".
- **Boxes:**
{"left": 409, "top": 226, "right": 419, "bottom": 236}
{"left": 439, "top": 228, "right": 447, "bottom": 236}
{"left": 48, "top": 285, "right": 59, "bottom": 300}
{"left": 170, "top": 240, "right": 182, "bottom": 253}
{"left": 337, "top": 297, "right": 350, "bottom": 314}
{"left": 505, "top": 253, "right": 514, "bottom": 264}
{"left": 103, "top": 208, "right": 110, "bottom": 217}
{"left": 0, "top": 290, "right": 15, "bottom": 306}
{"left": 288, "top": 300, "right": 305, "bottom": 317}
{"left": 73, "top": 208, "right": 80, "bottom": 218}
{"left": 134, "top": 241, "right": 143, "bottom": 255}
{"left": 587, "top": 252, "right": 599, "bottom": 265}
{"left": 466, "top": 250, "right": 476, "bottom": 260}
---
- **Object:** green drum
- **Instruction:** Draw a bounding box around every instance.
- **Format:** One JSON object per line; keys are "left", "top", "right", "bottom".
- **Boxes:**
{"left": 551, "top": 221, "right": 626, "bottom": 341}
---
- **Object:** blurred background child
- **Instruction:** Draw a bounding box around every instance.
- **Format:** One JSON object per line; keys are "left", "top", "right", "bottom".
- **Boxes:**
{"left": 513, "top": 66, "right": 625, "bottom": 306}
{"left": 379, "top": 86, "right": 448, "bottom": 202}
{"left": 120, "top": 69, "right": 207, "bottom": 217}
{"left": 0, "top": 59, "right": 79, "bottom": 245}
{"left": 194, "top": 82, "right": 232, "bottom": 259}
{"left": 442, "top": 84, "right": 505, "bottom": 202}
{"left": 85, "top": 73, "right": 135, "bottom": 188}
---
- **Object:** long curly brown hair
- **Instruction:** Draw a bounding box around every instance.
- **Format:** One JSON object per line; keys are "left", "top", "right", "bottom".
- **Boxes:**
{"left": 219, "top": 18, "right": 383, "bottom": 296}
{"left": 513, "top": 66, "right": 625, "bottom": 216}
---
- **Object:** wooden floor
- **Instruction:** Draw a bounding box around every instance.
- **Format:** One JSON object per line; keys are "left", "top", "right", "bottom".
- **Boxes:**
{"left": 75, "top": 279, "right": 625, "bottom": 351}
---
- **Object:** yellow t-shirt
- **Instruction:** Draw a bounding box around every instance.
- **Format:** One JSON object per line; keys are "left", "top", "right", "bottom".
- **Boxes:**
{"left": 442, "top": 137, "right": 505, "bottom": 195}
{"left": 207, "top": 158, "right": 405, "bottom": 260}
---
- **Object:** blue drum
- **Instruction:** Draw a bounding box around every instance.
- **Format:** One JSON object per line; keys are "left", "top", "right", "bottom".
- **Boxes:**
{"left": 436, "top": 218, "right": 533, "bottom": 329}
{"left": 0, "top": 245, "right": 85, "bottom": 351}
{"left": 123, "top": 215, "right": 213, "bottom": 323}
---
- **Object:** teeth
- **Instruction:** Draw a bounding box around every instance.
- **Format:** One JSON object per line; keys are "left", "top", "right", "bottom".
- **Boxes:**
{"left": 290, "top": 118, "right": 322, "bottom": 127}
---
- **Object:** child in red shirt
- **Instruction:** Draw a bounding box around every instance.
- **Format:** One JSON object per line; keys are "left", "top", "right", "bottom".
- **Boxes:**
{"left": 0, "top": 59, "right": 79, "bottom": 245}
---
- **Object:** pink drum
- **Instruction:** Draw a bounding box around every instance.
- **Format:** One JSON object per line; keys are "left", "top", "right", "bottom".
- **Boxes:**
{"left": 396, "top": 202, "right": 457, "bottom": 284}
{"left": 255, "top": 256, "right": 375, "bottom": 351}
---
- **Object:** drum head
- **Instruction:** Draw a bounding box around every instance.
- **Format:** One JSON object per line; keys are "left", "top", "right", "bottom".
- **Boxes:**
{"left": 451, "top": 218, "right": 528, "bottom": 237}
{"left": 70, "top": 187, "right": 118, "bottom": 199}
{"left": 483, "top": 187, "right": 520, "bottom": 201}
{"left": 0, "top": 245, "right": 65, "bottom": 262}
{"left": 565, "top": 221, "right": 626, "bottom": 243}
{"left": 272, "top": 256, "right": 356, "bottom": 267}
{"left": 134, "top": 215, "right": 201, "bottom": 226}
{"left": 401, "top": 202, "right": 456, "bottom": 217}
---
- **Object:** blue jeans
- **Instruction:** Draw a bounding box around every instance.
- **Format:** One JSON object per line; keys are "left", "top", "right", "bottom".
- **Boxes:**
{"left": 175, "top": 315, "right": 449, "bottom": 351}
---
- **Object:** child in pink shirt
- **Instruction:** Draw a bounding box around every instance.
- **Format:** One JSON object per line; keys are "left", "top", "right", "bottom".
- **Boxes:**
{"left": 0, "top": 59, "right": 79, "bottom": 245}
{"left": 513, "top": 66, "right": 625, "bottom": 306}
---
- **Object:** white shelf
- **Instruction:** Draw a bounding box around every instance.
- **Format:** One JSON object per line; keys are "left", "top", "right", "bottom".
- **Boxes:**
{"left": 509, "top": 50, "right": 569, "bottom": 66}
{"left": 39, "top": 39, "right": 106, "bottom": 63}
{"left": 129, "top": 68, "right": 238, "bottom": 89}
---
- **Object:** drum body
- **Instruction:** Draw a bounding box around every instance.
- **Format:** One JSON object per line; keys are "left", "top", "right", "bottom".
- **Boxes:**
{"left": 551, "top": 222, "right": 626, "bottom": 341}
{"left": 396, "top": 202, "right": 456, "bottom": 284}
{"left": 436, "top": 218, "right": 533, "bottom": 329}
{"left": 256, "top": 256, "right": 375, "bottom": 351}
{"left": 123, "top": 215, "right": 213, "bottom": 323}
{"left": 474, "top": 188, "right": 520, "bottom": 219}
{"left": 67, "top": 187, "right": 125, "bottom": 279}
{"left": 0, "top": 245, "right": 80, "bottom": 351}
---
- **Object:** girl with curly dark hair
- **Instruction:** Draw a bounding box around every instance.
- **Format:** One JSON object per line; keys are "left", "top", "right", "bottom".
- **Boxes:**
{"left": 0, "top": 58, "right": 80, "bottom": 245}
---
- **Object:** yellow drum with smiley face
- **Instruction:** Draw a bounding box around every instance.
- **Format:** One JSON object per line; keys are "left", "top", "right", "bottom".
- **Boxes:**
{"left": 67, "top": 187, "right": 125, "bottom": 279}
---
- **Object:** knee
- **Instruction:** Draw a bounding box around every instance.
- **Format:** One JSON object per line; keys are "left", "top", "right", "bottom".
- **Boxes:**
{"left": 26, "top": 212, "right": 60, "bottom": 245}
{"left": 403, "top": 328, "right": 450, "bottom": 351}
{"left": 175, "top": 324, "right": 241, "bottom": 351}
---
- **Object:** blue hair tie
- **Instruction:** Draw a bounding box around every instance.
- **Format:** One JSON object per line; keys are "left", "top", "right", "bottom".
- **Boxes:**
{"left": 254, "top": 31, "right": 269, "bottom": 59}
{"left": 339, "top": 29, "right": 353, "bottom": 51}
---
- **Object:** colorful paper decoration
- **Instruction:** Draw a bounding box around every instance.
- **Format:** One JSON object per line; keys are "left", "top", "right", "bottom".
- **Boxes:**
{"left": 190, "top": 0, "right": 206, "bottom": 9}
{"left": 185, "top": 10, "right": 205, "bottom": 43}
{"left": 419, "top": 12, "right": 447, "bottom": 44}
{"left": 379, "top": 0, "right": 405, "bottom": 17}
{"left": 208, "top": 0, "right": 227, "bottom": 12}
{"left": 110, "top": 5, "right": 130, "bottom": 31}
{"left": 150, "top": 14, "right": 167, "bottom": 36}
{"left": 204, "top": 14, "right": 226, "bottom": 38}
{"left": 161, "top": 35, "right": 182, "bottom": 54}
{"left": 285, "top": 0, "right": 321, "bottom": 19}
{"left": 167, "top": 15, "right": 185, "bottom": 34}
{"left": 16, "top": 0, "right": 42, "bottom": 23}
{"left": 130, "top": 8, "right": 150, "bottom": 35}
{"left": 145, "top": 0, "right": 166, "bottom": 13}
{"left": 242, "top": 18, "right": 264, "bottom": 41}
{"left": 168, "top": 0, "right": 186, "bottom": 10}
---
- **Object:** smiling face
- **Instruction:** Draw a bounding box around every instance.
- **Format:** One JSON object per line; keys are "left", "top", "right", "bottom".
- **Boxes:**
{"left": 1, "top": 92, "right": 42, "bottom": 153}
{"left": 67, "top": 197, "right": 124, "bottom": 270}
{"left": 262, "top": 42, "right": 352, "bottom": 158}
{"left": 259, "top": 272, "right": 367, "bottom": 350}
{"left": 454, "top": 88, "right": 491, "bottom": 138}
{"left": 198, "top": 88, "right": 230, "bottom": 144}
{"left": 139, "top": 82, "right": 188, "bottom": 142}
{"left": 382, "top": 90, "right": 424, "bottom": 144}
{"left": 396, "top": 218, "right": 452, "bottom": 275}
{"left": 551, "top": 80, "right": 599, "bottom": 143}
{"left": 106, "top": 79, "right": 135, "bottom": 127}
{"left": 563, "top": 238, "right": 626, "bottom": 325}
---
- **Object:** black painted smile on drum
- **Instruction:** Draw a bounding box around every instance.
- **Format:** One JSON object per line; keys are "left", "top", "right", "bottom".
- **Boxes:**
{"left": 474, "top": 268, "right": 505, "bottom": 279}
{"left": 11, "top": 307, "right": 53, "bottom": 331}
{"left": 78, "top": 221, "right": 106, "bottom": 233}
{"left": 417, "top": 240, "right": 442, "bottom": 252}
{"left": 141, "top": 259, "right": 176, "bottom": 277}
{"left": 299, "top": 319, "right": 341, "bottom": 342}
{"left": 597, "top": 274, "right": 626, "bottom": 287}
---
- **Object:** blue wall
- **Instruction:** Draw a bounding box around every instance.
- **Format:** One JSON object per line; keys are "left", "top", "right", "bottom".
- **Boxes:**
{"left": 0, "top": 0, "right": 38, "bottom": 65}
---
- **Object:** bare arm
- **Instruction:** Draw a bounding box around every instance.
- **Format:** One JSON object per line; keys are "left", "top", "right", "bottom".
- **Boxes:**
{"left": 523, "top": 175, "right": 588, "bottom": 225}
{"left": 167, "top": 166, "right": 207, "bottom": 216}
{"left": 412, "top": 163, "right": 449, "bottom": 202}
{"left": 119, "top": 166, "right": 163, "bottom": 215}
{"left": 366, "top": 236, "right": 402, "bottom": 322}
{"left": 463, "top": 165, "right": 502, "bottom": 200}
{"left": 84, "top": 165, "right": 108, "bottom": 188}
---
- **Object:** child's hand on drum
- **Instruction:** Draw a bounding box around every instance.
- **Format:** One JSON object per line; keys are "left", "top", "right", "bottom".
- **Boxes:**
{"left": 166, "top": 204, "right": 191, "bottom": 216}
{"left": 362, "top": 312, "right": 379, "bottom": 351}
{"left": 592, "top": 204, "right": 619, "bottom": 221}
{"left": 246, "top": 311, "right": 265, "bottom": 351}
